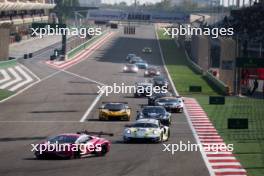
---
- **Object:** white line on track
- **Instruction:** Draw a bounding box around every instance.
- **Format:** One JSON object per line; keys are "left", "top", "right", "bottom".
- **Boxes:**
{"left": 0, "top": 67, "right": 22, "bottom": 89}
{"left": 155, "top": 25, "right": 215, "bottom": 176}
{"left": 9, "top": 66, "right": 33, "bottom": 91}
{"left": 0, "top": 32, "right": 114, "bottom": 104}
{"left": 0, "top": 70, "right": 11, "bottom": 84}
{"left": 80, "top": 91, "right": 104, "bottom": 123}
{"left": 0, "top": 70, "right": 59, "bottom": 103}
{"left": 62, "top": 70, "right": 105, "bottom": 86}
{"left": 19, "top": 63, "right": 41, "bottom": 81}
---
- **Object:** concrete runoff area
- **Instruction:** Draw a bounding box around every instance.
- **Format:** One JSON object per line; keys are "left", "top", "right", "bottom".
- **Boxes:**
{"left": 0, "top": 25, "right": 209, "bottom": 176}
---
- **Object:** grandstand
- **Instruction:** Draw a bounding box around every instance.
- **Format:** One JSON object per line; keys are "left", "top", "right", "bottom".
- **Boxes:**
{"left": 180, "top": 0, "right": 264, "bottom": 96}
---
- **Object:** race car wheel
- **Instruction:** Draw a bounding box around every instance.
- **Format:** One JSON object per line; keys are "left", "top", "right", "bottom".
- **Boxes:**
{"left": 71, "top": 150, "right": 81, "bottom": 159}
{"left": 35, "top": 153, "right": 44, "bottom": 160}
{"left": 180, "top": 108, "right": 183, "bottom": 113}
{"left": 96, "top": 144, "right": 108, "bottom": 157}
{"left": 167, "top": 129, "right": 170, "bottom": 141}
{"left": 158, "top": 132, "right": 164, "bottom": 143}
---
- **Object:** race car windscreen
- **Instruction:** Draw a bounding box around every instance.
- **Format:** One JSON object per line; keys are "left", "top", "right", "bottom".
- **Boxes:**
{"left": 157, "top": 98, "right": 179, "bottom": 103}
{"left": 142, "top": 107, "right": 166, "bottom": 115}
{"left": 48, "top": 135, "right": 78, "bottom": 144}
{"left": 104, "top": 103, "right": 125, "bottom": 110}
{"left": 132, "top": 123, "right": 159, "bottom": 128}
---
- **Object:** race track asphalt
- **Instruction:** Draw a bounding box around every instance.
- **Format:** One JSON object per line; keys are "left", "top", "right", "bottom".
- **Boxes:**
{"left": 0, "top": 24, "right": 210, "bottom": 176}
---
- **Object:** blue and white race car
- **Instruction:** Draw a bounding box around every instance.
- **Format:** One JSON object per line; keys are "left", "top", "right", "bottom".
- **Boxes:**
{"left": 123, "top": 118, "right": 170, "bottom": 143}
{"left": 134, "top": 60, "right": 148, "bottom": 69}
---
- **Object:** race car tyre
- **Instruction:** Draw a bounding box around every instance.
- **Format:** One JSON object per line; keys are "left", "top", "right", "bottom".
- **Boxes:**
{"left": 35, "top": 153, "right": 44, "bottom": 160}
{"left": 180, "top": 108, "right": 183, "bottom": 113}
{"left": 158, "top": 132, "right": 164, "bottom": 143}
{"left": 96, "top": 144, "right": 108, "bottom": 157}
{"left": 71, "top": 150, "right": 81, "bottom": 159}
{"left": 167, "top": 129, "right": 170, "bottom": 141}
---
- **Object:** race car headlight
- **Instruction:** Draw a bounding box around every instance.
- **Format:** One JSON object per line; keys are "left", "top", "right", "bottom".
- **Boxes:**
{"left": 172, "top": 103, "right": 178, "bottom": 107}
{"left": 123, "top": 67, "right": 128, "bottom": 71}
{"left": 125, "top": 129, "right": 131, "bottom": 134}
{"left": 153, "top": 130, "right": 159, "bottom": 135}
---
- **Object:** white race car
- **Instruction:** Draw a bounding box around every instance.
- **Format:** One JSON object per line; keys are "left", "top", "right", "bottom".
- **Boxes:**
{"left": 123, "top": 118, "right": 170, "bottom": 143}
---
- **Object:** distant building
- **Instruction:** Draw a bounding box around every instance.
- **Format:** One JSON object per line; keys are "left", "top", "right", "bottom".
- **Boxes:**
{"left": 0, "top": 0, "right": 56, "bottom": 60}
{"left": 78, "top": 0, "right": 101, "bottom": 7}
{"left": 171, "top": 0, "right": 210, "bottom": 7}
{"left": 0, "top": 0, "right": 56, "bottom": 42}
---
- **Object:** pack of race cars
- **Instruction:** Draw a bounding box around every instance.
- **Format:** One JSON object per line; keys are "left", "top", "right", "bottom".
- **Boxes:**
{"left": 33, "top": 47, "right": 184, "bottom": 159}
{"left": 101, "top": 50, "right": 184, "bottom": 143}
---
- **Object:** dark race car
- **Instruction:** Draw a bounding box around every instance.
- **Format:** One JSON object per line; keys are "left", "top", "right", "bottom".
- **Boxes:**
{"left": 33, "top": 131, "right": 112, "bottom": 159}
{"left": 144, "top": 66, "right": 161, "bottom": 77}
{"left": 126, "top": 53, "right": 137, "bottom": 61}
{"left": 136, "top": 106, "right": 171, "bottom": 126}
{"left": 142, "top": 47, "right": 152, "bottom": 54}
{"left": 134, "top": 82, "right": 153, "bottom": 97}
{"left": 148, "top": 91, "right": 173, "bottom": 105}
{"left": 152, "top": 76, "right": 169, "bottom": 89}
{"left": 129, "top": 56, "right": 143, "bottom": 64}
{"left": 155, "top": 96, "right": 184, "bottom": 113}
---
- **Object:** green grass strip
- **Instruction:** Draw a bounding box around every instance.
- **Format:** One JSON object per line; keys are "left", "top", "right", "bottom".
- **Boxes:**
{"left": 0, "top": 60, "right": 17, "bottom": 69}
{"left": 157, "top": 28, "right": 264, "bottom": 176}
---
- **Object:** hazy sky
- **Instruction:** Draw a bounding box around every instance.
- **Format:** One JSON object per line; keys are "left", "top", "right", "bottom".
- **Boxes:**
{"left": 102, "top": 0, "right": 251, "bottom": 6}
{"left": 102, "top": 0, "right": 161, "bottom": 5}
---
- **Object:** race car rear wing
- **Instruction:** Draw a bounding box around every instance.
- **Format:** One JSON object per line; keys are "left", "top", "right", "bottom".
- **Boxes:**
{"left": 77, "top": 130, "right": 114, "bottom": 137}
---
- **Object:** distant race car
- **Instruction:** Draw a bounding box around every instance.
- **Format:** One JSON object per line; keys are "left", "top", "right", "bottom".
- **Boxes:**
{"left": 142, "top": 47, "right": 152, "bottom": 53}
{"left": 136, "top": 106, "right": 171, "bottom": 126}
{"left": 99, "top": 102, "right": 131, "bottom": 121}
{"left": 152, "top": 76, "right": 169, "bottom": 89}
{"left": 144, "top": 66, "right": 161, "bottom": 77}
{"left": 134, "top": 60, "right": 148, "bottom": 69}
{"left": 123, "top": 118, "right": 170, "bottom": 143}
{"left": 123, "top": 64, "right": 138, "bottom": 73}
{"left": 126, "top": 53, "right": 137, "bottom": 61}
{"left": 129, "top": 56, "right": 143, "bottom": 64}
{"left": 34, "top": 131, "right": 112, "bottom": 159}
{"left": 155, "top": 96, "right": 184, "bottom": 113}
{"left": 134, "top": 82, "right": 153, "bottom": 97}
{"left": 148, "top": 91, "right": 173, "bottom": 105}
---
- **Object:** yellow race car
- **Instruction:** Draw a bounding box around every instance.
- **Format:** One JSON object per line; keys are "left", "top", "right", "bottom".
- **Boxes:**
{"left": 99, "top": 102, "right": 131, "bottom": 121}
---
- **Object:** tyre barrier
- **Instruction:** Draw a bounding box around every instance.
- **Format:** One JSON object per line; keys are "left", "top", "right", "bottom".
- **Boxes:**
{"left": 124, "top": 26, "right": 136, "bottom": 35}
{"left": 23, "top": 54, "right": 28, "bottom": 59}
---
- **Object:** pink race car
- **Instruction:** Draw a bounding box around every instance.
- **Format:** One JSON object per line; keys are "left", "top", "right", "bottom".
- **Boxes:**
{"left": 33, "top": 131, "right": 113, "bottom": 159}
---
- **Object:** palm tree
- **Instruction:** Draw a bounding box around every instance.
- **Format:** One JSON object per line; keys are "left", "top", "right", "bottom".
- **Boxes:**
{"left": 54, "top": 0, "right": 80, "bottom": 23}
